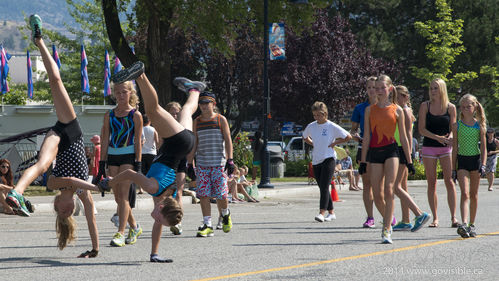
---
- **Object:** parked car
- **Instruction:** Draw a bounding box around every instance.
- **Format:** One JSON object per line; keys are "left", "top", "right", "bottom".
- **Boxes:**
{"left": 268, "top": 141, "right": 286, "bottom": 152}
{"left": 284, "top": 137, "right": 306, "bottom": 161}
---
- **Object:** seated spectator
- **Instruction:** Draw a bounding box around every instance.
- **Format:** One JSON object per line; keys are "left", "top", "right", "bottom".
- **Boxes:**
{"left": 238, "top": 166, "right": 259, "bottom": 202}
{"left": 338, "top": 152, "right": 361, "bottom": 191}
{"left": 0, "top": 159, "right": 15, "bottom": 214}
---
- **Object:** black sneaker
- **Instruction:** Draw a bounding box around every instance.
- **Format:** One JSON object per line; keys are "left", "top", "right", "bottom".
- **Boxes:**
{"left": 25, "top": 199, "right": 35, "bottom": 213}
{"left": 457, "top": 224, "right": 470, "bottom": 238}
{"left": 111, "top": 61, "right": 144, "bottom": 84}
{"left": 468, "top": 224, "right": 477, "bottom": 237}
{"left": 29, "top": 14, "right": 42, "bottom": 44}
{"left": 173, "top": 77, "right": 206, "bottom": 93}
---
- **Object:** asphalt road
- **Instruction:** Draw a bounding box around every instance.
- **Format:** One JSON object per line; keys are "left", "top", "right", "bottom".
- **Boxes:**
{"left": 1, "top": 179, "right": 498, "bottom": 281}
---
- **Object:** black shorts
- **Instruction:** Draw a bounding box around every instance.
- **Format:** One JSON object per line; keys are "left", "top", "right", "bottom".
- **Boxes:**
{"left": 51, "top": 118, "right": 83, "bottom": 153}
{"left": 357, "top": 147, "right": 372, "bottom": 163}
{"left": 154, "top": 129, "right": 195, "bottom": 172}
{"left": 141, "top": 154, "right": 155, "bottom": 174}
{"left": 177, "top": 157, "right": 187, "bottom": 173}
{"left": 457, "top": 155, "right": 480, "bottom": 172}
{"left": 369, "top": 143, "right": 398, "bottom": 164}
{"left": 108, "top": 153, "right": 135, "bottom": 166}
{"left": 398, "top": 146, "right": 407, "bottom": 165}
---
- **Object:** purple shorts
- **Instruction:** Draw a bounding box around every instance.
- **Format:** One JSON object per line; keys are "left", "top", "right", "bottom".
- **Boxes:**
{"left": 196, "top": 166, "right": 228, "bottom": 200}
{"left": 421, "top": 146, "right": 452, "bottom": 159}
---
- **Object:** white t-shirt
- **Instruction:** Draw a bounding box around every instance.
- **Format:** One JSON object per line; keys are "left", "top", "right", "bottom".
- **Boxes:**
{"left": 303, "top": 120, "right": 349, "bottom": 165}
{"left": 141, "top": 125, "right": 157, "bottom": 155}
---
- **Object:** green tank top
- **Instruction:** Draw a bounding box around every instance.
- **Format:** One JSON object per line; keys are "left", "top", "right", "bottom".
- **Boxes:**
{"left": 394, "top": 122, "right": 414, "bottom": 146}
{"left": 457, "top": 120, "right": 480, "bottom": 156}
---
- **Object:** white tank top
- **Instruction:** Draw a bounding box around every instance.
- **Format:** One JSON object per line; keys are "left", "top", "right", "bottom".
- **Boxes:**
{"left": 142, "top": 125, "right": 157, "bottom": 155}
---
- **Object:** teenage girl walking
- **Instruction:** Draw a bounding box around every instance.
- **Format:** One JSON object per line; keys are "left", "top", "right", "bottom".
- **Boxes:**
{"left": 418, "top": 78, "right": 459, "bottom": 228}
{"left": 359, "top": 75, "right": 415, "bottom": 244}
{"left": 99, "top": 78, "right": 143, "bottom": 247}
{"left": 350, "top": 77, "right": 383, "bottom": 228}
{"left": 303, "top": 102, "right": 351, "bottom": 222}
{"left": 392, "top": 85, "right": 430, "bottom": 232}
{"left": 452, "top": 94, "right": 487, "bottom": 238}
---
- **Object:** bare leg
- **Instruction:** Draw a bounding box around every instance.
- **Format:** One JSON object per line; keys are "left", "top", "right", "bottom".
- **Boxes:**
{"left": 469, "top": 171, "right": 480, "bottom": 224}
{"left": 35, "top": 38, "right": 76, "bottom": 123}
{"left": 200, "top": 197, "right": 211, "bottom": 217}
{"left": 362, "top": 167, "right": 374, "bottom": 218}
{"left": 457, "top": 170, "right": 470, "bottom": 224}
{"left": 78, "top": 190, "right": 99, "bottom": 251}
{"left": 109, "top": 165, "right": 137, "bottom": 234}
{"left": 487, "top": 172, "right": 494, "bottom": 190}
{"left": 440, "top": 156, "right": 458, "bottom": 225}
{"left": 382, "top": 158, "right": 398, "bottom": 230}
{"left": 175, "top": 172, "right": 186, "bottom": 209}
{"left": 0, "top": 186, "right": 14, "bottom": 213}
{"left": 370, "top": 163, "right": 386, "bottom": 218}
{"left": 423, "top": 157, "right": 439, "bottom": 225}
{"left": 108, "top": 169, "right": 159, "bottom": 195}
{"left": 47, "top": 175, "right": 100, "bottom": 192}
{"left": 15, "top": 131, "right": 60, "bottom": 194}
{"left": 135, "top": 74, "right": 187, "bottom": 138}
{"left": 151, "top": 195, "right": 167, "bottom": 256}
{"left": 394, "top": 165, "right": 415, "bottom": 222}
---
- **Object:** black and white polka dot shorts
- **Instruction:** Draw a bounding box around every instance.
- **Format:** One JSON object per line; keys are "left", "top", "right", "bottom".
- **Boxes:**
{"left": 52, "top": 136, "right": 89, "bottom": 181}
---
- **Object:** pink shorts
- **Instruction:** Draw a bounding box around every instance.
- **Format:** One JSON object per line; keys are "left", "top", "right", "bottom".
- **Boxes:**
{"left": 421, "top": 146, "right": 452, "bottom": 159}
{"left": 196, "top": 166, "right": 228, "bottom": 200}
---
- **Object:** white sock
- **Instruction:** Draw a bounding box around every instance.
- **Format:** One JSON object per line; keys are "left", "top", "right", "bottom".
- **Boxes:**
{"left": 221, "top": 208, "right": 229, "bottom": 216}
{"left": 203, "top": 216, "right": 212, "bottom": 227}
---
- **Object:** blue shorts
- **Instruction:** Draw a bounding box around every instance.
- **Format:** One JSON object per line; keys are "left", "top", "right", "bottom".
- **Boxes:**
{"left": 146, "top": 162, "right": 176, "bottom": 197}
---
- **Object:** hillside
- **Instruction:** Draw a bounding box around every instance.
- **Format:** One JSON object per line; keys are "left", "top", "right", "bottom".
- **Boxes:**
{"left": 0, "top": 0, "right": 75, "bottom": 28}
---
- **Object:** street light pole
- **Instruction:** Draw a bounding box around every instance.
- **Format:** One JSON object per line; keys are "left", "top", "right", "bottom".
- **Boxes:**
{"left": 259, "top": 0, "right": 274, "bottom": 188}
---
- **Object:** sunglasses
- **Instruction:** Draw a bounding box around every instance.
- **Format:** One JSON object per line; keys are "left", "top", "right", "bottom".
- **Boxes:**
{"left": 0, "top": 165, "right": 10, "bottom": 169}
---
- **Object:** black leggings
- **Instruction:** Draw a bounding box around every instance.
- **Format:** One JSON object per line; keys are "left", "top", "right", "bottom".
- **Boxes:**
{"left": 313, "top": 157, "right": 335, "bottom": 211}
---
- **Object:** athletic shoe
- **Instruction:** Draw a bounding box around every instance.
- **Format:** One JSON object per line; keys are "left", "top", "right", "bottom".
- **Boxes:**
{"left": 29, "top": 14, "right": 42, "bottom": 44}
{"left": 25, "top": 199, "right": 35, "bottom": 213}
{"left": 110, "top": 213, "right": 120, "bottom": 228}
{"left": 112, "top": 61, "right": 145, "bottom": 84}
{"left": 411, "top": 212, "right": 430, "bottom": 232}
{"left": 457, "top": 224, "right": 470, "bottom": 238}
{"left": 216, "top": 216, "right": 223, "bottom": 230}
{"left": 222, "top": 212, "right": 232, "bottom": 233}
{"left": 173, "top": 77, "right": 206, "bottom": 93}
{"left": 170, "top": 223, "right": 182, "bottom": 235}
{"left": 125, "top": 224, "right": 143, "bottom": 244}
{"left": 315, "top": 214, "right": 325, "bottom": 222}
{"left": 97, "top": 177, "right": 112, "bottom": 193}
{"left": 363, "top": 217, "right": 375, "bottom": 228}
{"left": 381, "top": 227, "right": 393, "bottom": 244}
{"left": 197, "top": 224, "right": 214, "bottom": 237}
{"left": 393, "top": 222, "right": 413, "bottom": 231}
{"left": 6, "top": 190, "right": 30, "bottom": 217}
{"left": 468, "top": 224, "right": 477, "bottom": 237}
{"left": 324, "top": 213, "right": 336, "bottom": 221}
{"left": 391, "top": 216, "right": 397, "bottom": 226}
{"left": 110, "top": 232, "right": 126, "bottom": 247}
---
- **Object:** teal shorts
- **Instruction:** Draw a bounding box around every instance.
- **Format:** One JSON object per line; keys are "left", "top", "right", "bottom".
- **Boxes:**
{"left": 146, "top": 162, "right": 177, "bottom": 197}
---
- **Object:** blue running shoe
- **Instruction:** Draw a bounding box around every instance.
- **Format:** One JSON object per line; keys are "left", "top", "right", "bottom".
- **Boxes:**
{"left": 173, "top": 77, "right": 206, "bottom": 93}
{"left": 393, "top": 221, "right": 413, "bottom": 231}
{"left": 6, "top": 190, "right": 30, "bottom": 217}
{"left": 411, "top": 212, "right": 430, "bottom": 232}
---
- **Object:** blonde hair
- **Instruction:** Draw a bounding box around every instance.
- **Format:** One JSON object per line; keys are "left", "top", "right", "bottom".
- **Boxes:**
{"left": 54, "top": 194, "right": 77, "bottom": 250}
{"left": 430, "top": 78, "right": 449, "bottom": 112}
{"left": 112, "top": 81, "right": 139, "bottom": 108}
{"left": 166, "top": 101, "right": 182, "bottom": 112}
{"left": 376, "top": 75, "right": 397, "bottom": 104}
{"left": 366, "top": 76, "right": 377, "bottom": 85}
{"left": 459, "top": 94, "right": 487, "bottom": 130}
{"left": 160, "top": 196, "right": 183, "bottom": 226}
{"left": 311, "top": 101, "right": 328, "bottom": 117}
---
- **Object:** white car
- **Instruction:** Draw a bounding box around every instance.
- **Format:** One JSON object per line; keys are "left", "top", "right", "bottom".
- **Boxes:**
{"left": 284, "top": 137, "right": 306, "bottom": 161}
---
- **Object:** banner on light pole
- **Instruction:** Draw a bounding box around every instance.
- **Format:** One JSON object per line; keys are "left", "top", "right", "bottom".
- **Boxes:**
{"left": 269, "top": 23, "right": 285, "bottom": 60}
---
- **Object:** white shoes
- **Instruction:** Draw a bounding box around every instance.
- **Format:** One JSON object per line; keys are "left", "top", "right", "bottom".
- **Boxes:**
{"left": 315, "top": 214, "right": 325, "bottom": 222}
{"left": 324, "top": 213, "right": 336, "bottom": 221}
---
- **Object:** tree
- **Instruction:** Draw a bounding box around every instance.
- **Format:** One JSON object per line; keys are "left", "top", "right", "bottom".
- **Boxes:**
{"left": 410, "top": 0, "right": 477, "bottom": 97}
{"left": 269, "top": 11, "right": 398, "bottom": 126}
{"left": 102, "top": 0, "right": 330, "bottom": 108}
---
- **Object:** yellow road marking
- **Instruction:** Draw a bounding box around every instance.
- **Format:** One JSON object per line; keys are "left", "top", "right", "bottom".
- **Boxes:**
{"left": 192, "top": 231, "right": 499, "bottom": 281}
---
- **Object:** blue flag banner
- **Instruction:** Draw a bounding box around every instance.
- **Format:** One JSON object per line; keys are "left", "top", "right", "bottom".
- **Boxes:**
{"left": 52, "top": 44, "right": 61, "bottom": 69}
{"left": 27, "top": 50, "right": 33, "bottom": 99}
{"left": 113, "top": 56, "right": 122, "bottom": 74}
{"left": 81, "top": 45, "right": 90, "bottom": 93}
{"left": 269, "top": 23, "right": 285, "bottom": 61}
{"left": 103, "top": 50, "right": 111, "bottom": 97}
{"left": 1, "top": 45, "right": 10, "bottom": 94}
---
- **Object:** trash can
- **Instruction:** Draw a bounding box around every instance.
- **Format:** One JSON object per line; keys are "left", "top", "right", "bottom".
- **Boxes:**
{"left": 270, "top": 160, "right": 285, "bottom": 178}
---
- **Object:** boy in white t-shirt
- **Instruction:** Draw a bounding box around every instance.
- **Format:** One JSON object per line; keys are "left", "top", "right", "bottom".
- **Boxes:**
{"left": 303, "top": 102, "right": 352, "bottom": 222}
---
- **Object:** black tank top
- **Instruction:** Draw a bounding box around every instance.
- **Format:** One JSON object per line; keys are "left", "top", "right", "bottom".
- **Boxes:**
{"left": 487, "top": 137, "right": 497, "bottom": 153}
{"left": 423, "top": 102, "right": 450, "bottom": 147}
